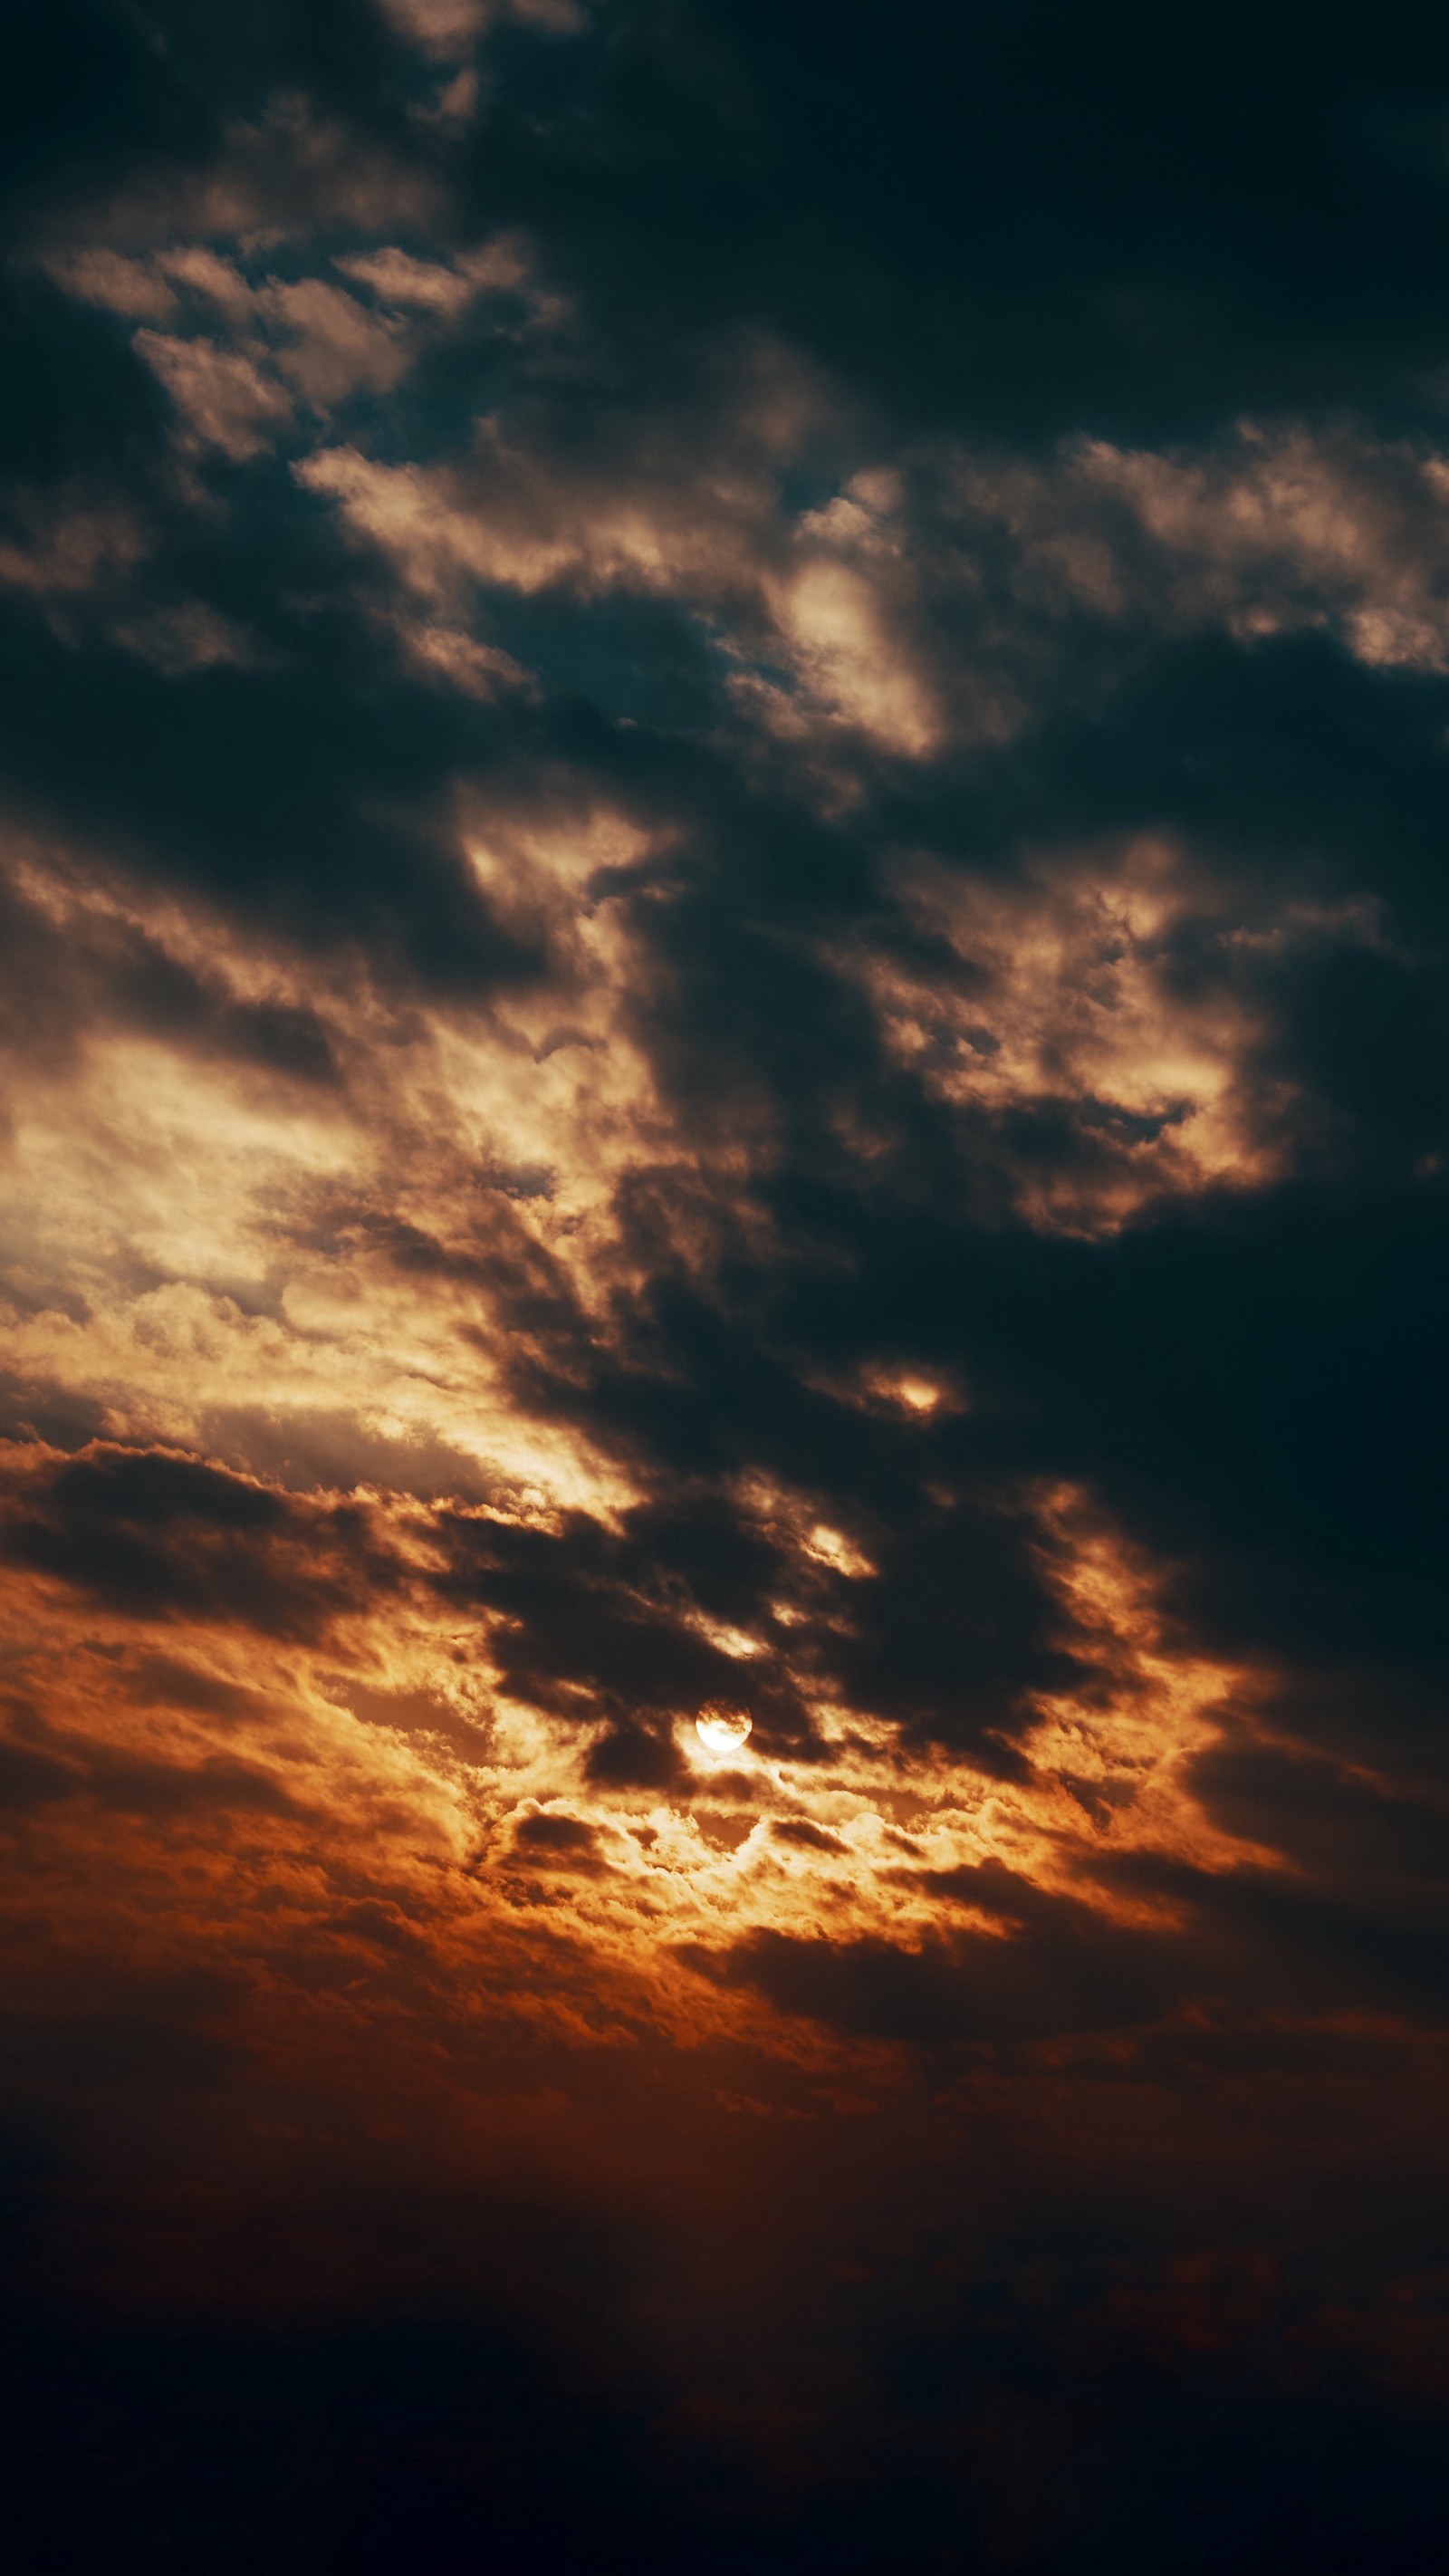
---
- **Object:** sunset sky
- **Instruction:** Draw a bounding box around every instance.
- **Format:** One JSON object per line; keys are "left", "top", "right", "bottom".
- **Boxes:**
{"left": 4, "top": 6, "right": 1449, "bottom": 2569}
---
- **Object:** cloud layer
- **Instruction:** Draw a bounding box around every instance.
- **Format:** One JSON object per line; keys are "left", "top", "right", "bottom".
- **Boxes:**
{"left": 3, "top": 5, "right": 1449, "bottom": 2568}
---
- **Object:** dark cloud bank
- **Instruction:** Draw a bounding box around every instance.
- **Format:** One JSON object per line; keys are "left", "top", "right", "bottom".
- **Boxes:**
{"left": 3, "top": 5, "right": 1449, "bottom": 2570}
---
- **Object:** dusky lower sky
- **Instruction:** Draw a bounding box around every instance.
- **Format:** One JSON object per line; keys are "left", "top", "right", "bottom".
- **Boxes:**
{"left": 3, "top": 6, "right": 1449, "bottom": 2569}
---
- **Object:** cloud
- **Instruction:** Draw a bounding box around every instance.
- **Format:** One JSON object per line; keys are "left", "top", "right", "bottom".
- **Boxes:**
{"left": 0, "top": 490, "right": 145, "bottom": 599}
{"left": 0, "top": 1439, "right": 403, "bottom": 1637}
{"left": 379, "top": 0, "right": 587, "bottom": 58}
{"left": 4, "top": 9, "right": 1449, "bottom": 2564}
{"left": 834, "top": 833, "right": 1342, "bottom": 1233}
{"left": 949, "top": 422, "right": 1449, "bottom": 675}
{"left": 294, "top": 413, "right": 945, "bottom": 755}
{"left": 134, "top": 330, "right": 294, "bottom": 460}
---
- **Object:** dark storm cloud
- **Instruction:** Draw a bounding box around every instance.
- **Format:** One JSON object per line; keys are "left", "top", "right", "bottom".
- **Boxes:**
{"left": 435, "top": 1496, "right": 775, "bottom": 1744}
{"left": 449, "top": 0, "right": 1449, "bottom": 439}
{"left": 0, "top": 858, "right": 340, "bottom": 1091}
{"left": 429, "top": 1419, "right": 1093, "bottom": 1775}
{"left": 510, "top": 1806, "right": 606, "bottom": 1869}
{"left": 0, "top": 599, "right": 546, "bottom": 985}
{"left": 919, "top": 1187, "right": 1449, "bottom": 1776}
{"left": 696, "top": 1908, "right": 1183, "bottom": 2052}
{"left": 705, "top": 1817, "right": 1449, "bottom": 2050}
{"left": 17, "top": 1, "right": 1449, "bottom": 452}
{"left": 2, "top": 0, "right": 1443, "bottom": 1806}
{"left": 4, "top": 0, "right": 1444, "bottom": 1033}
{"left": 0, "top": 1443, "right": 404, "bottom": 1637}
{"left": 433, "top": 1091, "right": 1444, "bottom": 1784}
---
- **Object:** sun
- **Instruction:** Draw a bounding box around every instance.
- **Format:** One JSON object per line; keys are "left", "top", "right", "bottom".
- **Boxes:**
{"left": 695, "top": 1707, "right": 753, "bottom": 1754}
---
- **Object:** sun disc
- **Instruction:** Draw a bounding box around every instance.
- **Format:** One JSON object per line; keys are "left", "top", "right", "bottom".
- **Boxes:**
{"left": 695, "top": 1708, "right": 752, "bottom": 1754}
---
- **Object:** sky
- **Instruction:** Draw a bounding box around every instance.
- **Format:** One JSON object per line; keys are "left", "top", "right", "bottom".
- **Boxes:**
{"left": 3, "top": 5, "right": 1449, "bottom": 2569}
